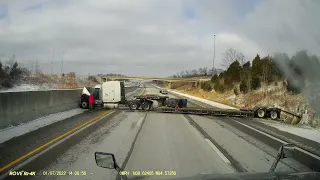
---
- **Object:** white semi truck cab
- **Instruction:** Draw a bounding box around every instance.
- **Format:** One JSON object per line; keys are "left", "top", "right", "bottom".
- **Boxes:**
{"left": 99, "top": 81, "right": 126, "bottom": 109}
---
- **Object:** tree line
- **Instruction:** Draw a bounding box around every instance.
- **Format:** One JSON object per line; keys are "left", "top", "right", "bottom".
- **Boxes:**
{"left": 172, "top": 48, "right": 320, "bottom": 94}
{"left": 0, "top": 55, "right": 30, "bottom": 88}
{"left": 170, "top": 67, "right": 224, "bottom": 78}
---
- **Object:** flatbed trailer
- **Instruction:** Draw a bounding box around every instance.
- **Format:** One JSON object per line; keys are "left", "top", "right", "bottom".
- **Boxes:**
{"left": 122, "top": 95, "right": 301, "bottom": 124}
{"left": 120, "top": 106, "right": 254, "bottom": 117}
{"left": 156, "top": 107, "right": 254, "bottom": 117}
{"left": 123, "top": 94, "right": 260, "bottom": 118}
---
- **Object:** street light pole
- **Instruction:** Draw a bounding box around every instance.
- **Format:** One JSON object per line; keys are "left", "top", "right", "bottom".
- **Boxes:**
{"left": 61, "top": 51, "right": 64, "bottom": 75}
{"left": 51, "top": 48, "right": 55, "bottom": 75}
{"left": 212, "top": 34, "right": 216, "bottom": 75}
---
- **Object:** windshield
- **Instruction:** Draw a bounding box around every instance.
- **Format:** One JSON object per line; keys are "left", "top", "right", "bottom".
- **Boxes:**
{"left": 0, "top": 1, "right": 319, "bottom": 180}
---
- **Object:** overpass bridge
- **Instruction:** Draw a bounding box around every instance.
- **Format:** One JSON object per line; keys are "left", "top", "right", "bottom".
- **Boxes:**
{"left": 102, "top": 76, "right": 210, "bottom": 83}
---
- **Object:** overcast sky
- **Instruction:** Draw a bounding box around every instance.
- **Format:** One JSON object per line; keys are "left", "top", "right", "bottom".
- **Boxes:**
{"left": 0, "top": 0, "right": 319, "bottom": 77}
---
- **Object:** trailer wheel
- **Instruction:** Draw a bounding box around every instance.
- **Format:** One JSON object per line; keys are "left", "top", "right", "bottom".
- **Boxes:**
{"left": 141, "top": 102, "right": 151, "bottom": 111}
{"left": 256, "top": 109, "right": 266, "bottom": 118}
{"left": 81, "top": 101, "right": 88, "bottom": 109}
{"left": 129, "top": 102, "right": 138, "bottom": 110}
{"left": 270, "top": 110, "right": 278, "bottom": 120}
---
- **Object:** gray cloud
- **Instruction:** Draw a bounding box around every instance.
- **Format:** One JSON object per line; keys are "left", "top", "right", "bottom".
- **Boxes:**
{"left": 0, "top": 0, "right": 319, "bottom": 77}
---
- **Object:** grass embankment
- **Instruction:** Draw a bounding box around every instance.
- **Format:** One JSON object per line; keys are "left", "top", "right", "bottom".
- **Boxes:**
{"left": 158, "top": 81, "right": 239, "bottom": 108}
{"left": 156, "top": 81, "right": 319, "bottom": 127}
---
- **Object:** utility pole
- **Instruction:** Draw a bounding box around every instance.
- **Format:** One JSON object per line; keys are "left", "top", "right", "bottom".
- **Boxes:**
{"left": 51, "top": 48, "right": 55, "bottom": 75}
{"left": 61, "top": 51, "right": 65, "bottom": 75}
{"left": 32, "top": 56, "right": 35, "bottom": 76}
{"left": 212, "top": 34, "right": 216, "bottom": 75}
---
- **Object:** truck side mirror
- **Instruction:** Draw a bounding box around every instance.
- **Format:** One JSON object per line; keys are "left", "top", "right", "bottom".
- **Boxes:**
{"left": 269, "top": 143, "right": 295, "bottom": 172}
{"left": 94, "top": 152, "right": 128, "bottom": 180}
{"left": 95, "top": 152, "right": 117, "bottom": 169}
{"left": 281, "top": 144, "right": 295, "bottom": 159}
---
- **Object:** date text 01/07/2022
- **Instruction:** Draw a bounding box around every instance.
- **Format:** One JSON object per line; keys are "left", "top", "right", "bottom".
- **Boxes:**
{"left": 120, "top": 171, "right": 177, "bottom": 176}
{"left": 42, "top": 170, "right": 87, "bottom": 176}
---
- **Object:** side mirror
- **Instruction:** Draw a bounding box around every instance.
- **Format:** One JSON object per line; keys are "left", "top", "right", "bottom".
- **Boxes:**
{"left": 95, "top": 152, "right": 116, "bottom": 169}
{"left": 281, "top": 144, "right": 295, "bottom": 159}
{"left": 269, "top": 143, "right": 295, "bottom": 172}
{"left": 95, "top": 152, "right": 128, "bottom": 180}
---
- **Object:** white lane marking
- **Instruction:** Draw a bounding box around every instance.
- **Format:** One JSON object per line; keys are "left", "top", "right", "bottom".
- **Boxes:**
{"left": 0, "top": 111, "right": 116, "bottom": 180}
{"left": 233, "top": 120, "right": 320, "bottom": 161}
{"left": 136, "top": 117, "right": 144, "bottom": 127}
{"left": 204, "top": 138, "right": 231, "bottom": 165}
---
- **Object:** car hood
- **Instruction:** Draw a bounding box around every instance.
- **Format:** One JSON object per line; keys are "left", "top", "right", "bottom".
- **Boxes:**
{"left": 82, "top": 87, "right": 91, "bottom": 96}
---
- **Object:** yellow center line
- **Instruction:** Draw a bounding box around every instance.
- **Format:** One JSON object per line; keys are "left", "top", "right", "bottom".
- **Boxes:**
{"left": 0, "top": 110, "right": 112, "bottom": 173}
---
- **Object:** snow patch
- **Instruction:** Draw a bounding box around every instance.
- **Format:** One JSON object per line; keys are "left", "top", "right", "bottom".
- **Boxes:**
{"left": 0, "top": 108, "right": 86, "bottom": 144}
{"left": 0, "top": 84, "right": 82, "bottom": 93}
{"left": 0, "top": 83, "right": 56, "bottom": 92}
{"left": 227, "top": 95, "right": 236, "bottom": 100}
{"left": 260, "top": 121, "right": 320, "bottom": 142}
{"left": 124, "top": 81, "right": 141, "bottom": 87}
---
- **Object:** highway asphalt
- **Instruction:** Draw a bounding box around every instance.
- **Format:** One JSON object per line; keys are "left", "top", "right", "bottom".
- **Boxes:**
{"left": 0, "top": 84, "right": 317, "bottom": 180}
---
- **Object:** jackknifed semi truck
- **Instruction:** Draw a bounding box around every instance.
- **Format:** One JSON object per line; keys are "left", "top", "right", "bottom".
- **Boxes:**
{"left": 79, "top": 81, "right": 302, "bottom": 124}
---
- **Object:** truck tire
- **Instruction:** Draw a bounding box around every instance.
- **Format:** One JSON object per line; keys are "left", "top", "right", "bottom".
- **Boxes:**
{"left": 141, "top": 102, "right": 151, "bottom": 111}
{"left": 270, "top": 110, "right": 278, "bottom": 120}
{"left": 256, "top": 109, "right": 266, "bottom": 118}
{"left": 129, "top": 102, "right": 138, "bottom": 110}
{"left": 81, "top": 101, "right": 88, "bottom": 109}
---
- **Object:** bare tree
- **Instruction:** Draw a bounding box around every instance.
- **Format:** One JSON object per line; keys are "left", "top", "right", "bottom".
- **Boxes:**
{"left": 222, "top": 48, "right": 237, "bottom": 68}
{"left": 192, "top": 69, "right": 198, "bottom": 77}
{"left": 221, "top": 48, "right": 246, "bottom": 68}
{"left": 68, "top": 72, "right": 76, "bottom": 78}
{"left": 185, "top": 70, "right": 191, "bottom": 77}
{"left": 179, "top": 70, "right": 185, "bottom": 78}
{"left": 261, "top": 56, "right": 272, "bottom": 90}
{"left": 5, "top": 55, "right": 16, "bottom": 68}
{"left": 35, "top": 61, "right": 42, "bottom": 76}
{"left": 237, "top": 52, "right": 246, "bottom": 66}
{"left": 197, "top": 68, "right": 202, "bottom": 76}
{"left": 197, "top": 67, "right": 207, "bottom": 76}
{"left": 207, "top": 67, "right": 213, "bottom": 75}
{"left": 203, "top": 67, "right": 208, "bottom": 76}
